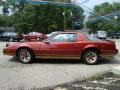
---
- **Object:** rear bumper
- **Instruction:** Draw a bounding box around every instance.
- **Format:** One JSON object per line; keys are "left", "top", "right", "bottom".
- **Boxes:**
{"left": 101, "top": 49, "right": 118, "bottom": 57}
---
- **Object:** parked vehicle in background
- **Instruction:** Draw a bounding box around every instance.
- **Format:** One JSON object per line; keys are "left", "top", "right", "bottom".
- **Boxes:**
{"left": 3, "top": 32, "right": 118, "bottom": 65}
{"left": 97, "top": 31, "right": 107, "bottom": 40}
{"left": 107, "top": 32, "right": 120, "bottom": 39}
{"left": 0, "top": 32, "right": 22, "bottom": 42}
{"left": 24, "top": 32, "right": 47, "bottom": 41}
{"left": 113, "top": 32, "right": 120, "bottom": 39}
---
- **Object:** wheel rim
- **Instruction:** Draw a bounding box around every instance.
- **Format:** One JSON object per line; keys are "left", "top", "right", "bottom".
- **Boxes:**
{"left": 19, "top": 50, "right": 31, "bottom": 63}
{"left": 86, "top": 52, "right": 97, "bottom": 63}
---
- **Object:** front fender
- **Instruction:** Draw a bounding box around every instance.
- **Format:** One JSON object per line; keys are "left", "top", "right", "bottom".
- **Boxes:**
{"left": 16, "top": 42, "right": 42, "bottom": 54}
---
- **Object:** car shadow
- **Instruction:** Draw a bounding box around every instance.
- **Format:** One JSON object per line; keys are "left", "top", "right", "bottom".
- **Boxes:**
{"left": 100, "top": 57, "right": 120, "bottom": 64}
{"left": 9, "top": 56, "right": 20, "bottom": 63}
{"left": 34, "top": 59, "right": 82, "bottom": 64}
{"left": 8, "top": 56, "right": 120, "bottom": 65}
{"left": 8, "top": 57, "right": 82, "bottom": 64}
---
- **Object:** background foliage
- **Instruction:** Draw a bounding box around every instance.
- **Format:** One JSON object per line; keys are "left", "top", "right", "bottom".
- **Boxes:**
{"left": 0, "top": 0, "right": 84, "bottom": 34}
{"left": 86, "top": 2, "right": 120, "bottom": 33}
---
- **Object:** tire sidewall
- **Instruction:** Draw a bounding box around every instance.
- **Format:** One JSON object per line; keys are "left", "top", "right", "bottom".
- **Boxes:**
{"left": 83, "top": 50, "right": 99, "bottom": 65}
{"left": 17, "top": 49, "right": 33, "bottom": 64}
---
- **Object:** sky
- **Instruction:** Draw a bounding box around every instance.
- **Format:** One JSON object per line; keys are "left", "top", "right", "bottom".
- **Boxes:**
{"left": 76, "top": 0, "right": 120, "bottom": 9}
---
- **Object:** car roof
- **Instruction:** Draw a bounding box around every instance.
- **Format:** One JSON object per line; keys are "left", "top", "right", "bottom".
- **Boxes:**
{"left": 58, "top": 31, "right": 79, "bottom": 34}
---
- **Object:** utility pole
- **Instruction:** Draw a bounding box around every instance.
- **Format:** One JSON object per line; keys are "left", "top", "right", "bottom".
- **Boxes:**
{"left": 63, "top": 0, "right": 66, "bottom": 31}
{"left": 72, "top": 0, "right": 76, "bottom": 31}
{"left": 114, "top": 15, "right": 119, "bottom": 32}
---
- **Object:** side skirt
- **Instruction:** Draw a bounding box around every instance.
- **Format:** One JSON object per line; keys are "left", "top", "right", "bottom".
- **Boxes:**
{"left": 35, "top": 55, "right": 81, "bottom": 60}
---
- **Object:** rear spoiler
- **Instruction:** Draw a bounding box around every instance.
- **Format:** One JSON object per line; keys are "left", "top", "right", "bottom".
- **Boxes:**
{"left": 106, "top": 40, "right": 115, "bottom": 43}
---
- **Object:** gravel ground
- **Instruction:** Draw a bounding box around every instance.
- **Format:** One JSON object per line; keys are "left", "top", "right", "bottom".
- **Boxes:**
{"left": 40, "top": 71, "right": 120, "bottom": 90}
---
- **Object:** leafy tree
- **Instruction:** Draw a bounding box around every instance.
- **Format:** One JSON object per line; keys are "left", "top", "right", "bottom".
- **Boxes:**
{"left": 11, "top": 3, "right": 84, "bottom": 33}
{"left": 0, "top": 0, "right": 84, "bottom": 33}
{"left": 86, "top": 2, "right": 120, "bottom": 33}
{"left": 0, "top": 0, "right": 9, "bottom": 15}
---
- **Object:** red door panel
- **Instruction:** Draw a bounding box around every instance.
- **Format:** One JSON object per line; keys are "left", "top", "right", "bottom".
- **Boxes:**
{"left": 38, "top": 42, "right": 80, "bottom": 57}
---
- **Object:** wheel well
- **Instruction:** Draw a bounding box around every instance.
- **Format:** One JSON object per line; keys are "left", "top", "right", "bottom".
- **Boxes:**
{"left": 81, "top": 48, "right": 101, "bottom": 59}
{"left": 16, "top": 47, "right": 34, "bottom": 56}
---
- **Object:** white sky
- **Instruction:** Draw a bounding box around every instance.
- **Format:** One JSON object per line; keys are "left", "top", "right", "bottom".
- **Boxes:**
{"left": 76, "top": 0, "right": 120, "bottom": 9}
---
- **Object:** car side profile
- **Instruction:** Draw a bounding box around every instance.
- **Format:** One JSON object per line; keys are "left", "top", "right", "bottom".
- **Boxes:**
{"left": 3, "top": 32, "right": 118, "bottom": 65}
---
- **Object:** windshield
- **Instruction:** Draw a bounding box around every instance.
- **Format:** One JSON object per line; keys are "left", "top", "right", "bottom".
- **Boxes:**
{"left": 47, "top": 32, "right": 60, "bottom": 37}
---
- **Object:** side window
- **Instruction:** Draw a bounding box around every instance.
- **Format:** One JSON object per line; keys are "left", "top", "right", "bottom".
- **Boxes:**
{"left": 48, "top": 33, "right": 76, "bottom": 42}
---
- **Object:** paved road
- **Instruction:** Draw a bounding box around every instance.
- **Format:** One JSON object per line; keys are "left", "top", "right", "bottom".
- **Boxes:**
{"left": 0, "top": 41, "right": 120, "bottom": 90}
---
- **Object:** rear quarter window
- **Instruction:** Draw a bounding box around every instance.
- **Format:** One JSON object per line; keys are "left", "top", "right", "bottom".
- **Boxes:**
{"left": 86, "top": 34, "right": 103, "bottom": 41}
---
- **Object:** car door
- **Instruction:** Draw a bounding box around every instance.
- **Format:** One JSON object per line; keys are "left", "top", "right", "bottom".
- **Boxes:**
{"left": 38, "top": 33, "right": 80, "bottom": 59}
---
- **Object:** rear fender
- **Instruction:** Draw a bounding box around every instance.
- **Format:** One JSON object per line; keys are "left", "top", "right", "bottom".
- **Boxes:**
{"left": 81, "top": 45, "right": 101, "bottom": 57}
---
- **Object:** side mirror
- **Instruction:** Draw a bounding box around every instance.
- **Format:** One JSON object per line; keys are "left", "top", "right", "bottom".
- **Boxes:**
{"left": 44, "top": 41, "right": 50, "bottom": 44}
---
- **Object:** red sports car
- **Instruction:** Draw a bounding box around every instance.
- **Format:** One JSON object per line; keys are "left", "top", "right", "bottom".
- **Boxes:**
{"left": 3, "top": 32, "right": 118, "bottom": 65}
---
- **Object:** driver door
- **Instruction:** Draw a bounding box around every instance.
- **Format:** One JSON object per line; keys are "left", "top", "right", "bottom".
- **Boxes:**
{"left": 38, "top": 33, "right": 80, "bottom": 59}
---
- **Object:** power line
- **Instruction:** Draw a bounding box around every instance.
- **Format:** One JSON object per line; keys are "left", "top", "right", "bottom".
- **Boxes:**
{"left": 80, "top": 0, "right": 90, "bottom": 4}
{"left": 76, "top": 3, "right": 120, "bottom": 24}
{"left": 14, "top": 0, "right": 75, "bottom": 7}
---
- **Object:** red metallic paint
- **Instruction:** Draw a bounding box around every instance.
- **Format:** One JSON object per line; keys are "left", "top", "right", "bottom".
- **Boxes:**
{"left": 3, "top": 32, "right": 118, "bottom": 60}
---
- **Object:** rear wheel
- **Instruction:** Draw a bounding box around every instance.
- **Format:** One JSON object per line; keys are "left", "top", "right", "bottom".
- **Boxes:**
{"left": 17, "top": 48, "right": 34, "bottom": 64}
{"left": 82, "top": 50, "right": 100, "bottom": 65}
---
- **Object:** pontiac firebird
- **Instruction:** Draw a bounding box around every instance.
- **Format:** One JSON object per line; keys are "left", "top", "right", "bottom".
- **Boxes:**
{"left": 3, "top": 32, "right": 118, "bottom": 65}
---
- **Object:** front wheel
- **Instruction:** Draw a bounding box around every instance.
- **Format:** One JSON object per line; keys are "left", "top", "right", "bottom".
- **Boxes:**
{"left": 82, "top": 50, "right": 100, "bottom": 65}
{"left": 17, "top": 48, "right": 34, "bottom": 64}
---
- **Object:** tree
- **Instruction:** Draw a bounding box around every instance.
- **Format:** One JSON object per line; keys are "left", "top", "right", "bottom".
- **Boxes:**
{"left": 86, "top": 2, "right": 120, "bottom": 33}
{"left": 0, "top": 0, "right": 84, "bottom": 33}
{"left": 10, "top": 2, "right": 84, "bottom": 33}
{"left": 0, "top": 0, "right": 9, "bottom": 15}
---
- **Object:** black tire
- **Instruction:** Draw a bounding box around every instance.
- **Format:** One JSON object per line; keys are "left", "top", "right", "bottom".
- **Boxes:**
{"left": 82, "top": 50, "right": 100, "bottom": 65}
{"left": 17, "top": 48, "right": 34, "bottom": 64}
